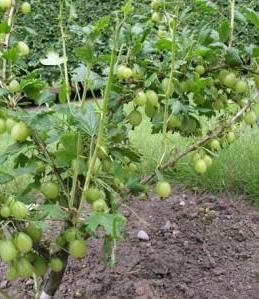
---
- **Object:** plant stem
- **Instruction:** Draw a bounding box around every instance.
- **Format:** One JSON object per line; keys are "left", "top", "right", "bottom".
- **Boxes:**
{"left": 70, "top": 133, "right": 81, "bottom": 208}
{"left": 39, "top": 251, "right": 69, "bottom": 299}
{"left": 229, "top": 0, "right": 235, "bottom": 47}
{"left": 2, "top": 1, "right": 16, "bottom": 81}
{"left": 78, "top": 21, "right": 121, "bottom": 213}
{"left": 59, "top": 0, "right": 70, "bottom": 103}
{"left": 159, "top": 12, "right": 178, "bottom": 168}
{"left": 32, "top": 132, "right": 69, "bottom": 200}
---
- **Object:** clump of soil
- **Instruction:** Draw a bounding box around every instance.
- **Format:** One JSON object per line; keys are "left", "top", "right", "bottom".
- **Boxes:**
{"left": 1, "top": 189, "right": 259, "bottom": 299}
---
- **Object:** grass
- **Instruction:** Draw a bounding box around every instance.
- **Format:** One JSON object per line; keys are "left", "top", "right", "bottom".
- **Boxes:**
{"left": 127, "top": 103, "right": 259, "bottom": 202}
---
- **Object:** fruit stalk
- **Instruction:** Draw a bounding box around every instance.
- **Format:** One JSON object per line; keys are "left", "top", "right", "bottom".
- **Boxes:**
{"left": 142, "top": 92, "right": 258, "bottom": 184}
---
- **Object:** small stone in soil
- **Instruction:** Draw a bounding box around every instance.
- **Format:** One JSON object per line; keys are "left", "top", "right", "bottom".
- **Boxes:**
{"left": 137, "top": 230, "right": 150, "bottom": 241}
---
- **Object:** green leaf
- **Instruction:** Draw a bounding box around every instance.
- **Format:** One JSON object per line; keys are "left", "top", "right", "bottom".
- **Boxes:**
{"left": 69, "top": 104, "right": 99, "bottom": 136}
{"left": 36, "top": 89, "right": 56, "bottom": 105}
{"left": 38, "top": 204, "right": 68, "bottom": 220}
{"left": 3, "top": 47, "right": 19, "bottom": 63}
{"left": 0, "top": 171, "right": 14, "bottom": 184}
{"left": 156, "top": 38, "right": 172, "bottom": 51}
{"left": 0, "top": 21, "right": 10, "bottom": 34}
{"left": 225, "top": 47, "right": 242, "bottom": 66}
{"left": 75, "top": 44, "right": 94, "bottom": 65}
{"left": 86, "top": 212, "right": 126, "bottom": 239}
{"left": 219, "top": 20, "right": 230, "bottom": 43}
{"left": 122, "top": 0, "right": 133, "bottom": 15}
{"left": 242, "top": 7, "right": 259, "bottom": 28}
{"left": 59, "top": 82, "right": 69, "bottom": 103}
{"left": 40, "top": 52, "right": 67, "bottom": 66}
{"left": 144, "top": 73, "right": 159, "bottom": 88}
{"left": 20, "top": 79, "right": 46, "bottom": 100}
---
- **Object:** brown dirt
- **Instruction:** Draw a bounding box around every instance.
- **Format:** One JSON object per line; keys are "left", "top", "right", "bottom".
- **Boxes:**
{"left": 1, "top": 190, "right": 259, "bottom": 299}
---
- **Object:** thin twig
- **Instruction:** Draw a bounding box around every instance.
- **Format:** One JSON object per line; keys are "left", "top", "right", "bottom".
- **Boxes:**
{"left": 141, "top": 93, "right": 258, "bottom": 184}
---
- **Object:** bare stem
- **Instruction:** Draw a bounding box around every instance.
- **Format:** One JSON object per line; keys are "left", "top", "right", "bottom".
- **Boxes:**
{"left": 229, "top": 0, "right": 235, "bottom": 47}
{"left": 59, "top": 0, "right": 70, "bottom": 103}
{"left": 32, "top": 132, "right": 69, "bottom": 200}
{"left": 78, "top": 20, "right": 121, "bottom": 213}
{"left": 39, "top": 251, "right": 69, "bottom": 299}
{"left": 2, "top": 1, "right": 16, "bottom": 81}
{"left": 159, "top": 12, "right": 178, "bottom": 168}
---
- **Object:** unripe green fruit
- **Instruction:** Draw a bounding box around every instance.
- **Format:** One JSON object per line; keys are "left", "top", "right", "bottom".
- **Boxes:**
{"left": 35, "top": 161, "right": 45, "bottom": 174}
{"left": 6, "top": 118, "right": 16, "bottom": 132}
{"left": 16, "top": 232, "right": 33, "bottom": 253}
{"left": 152, "top": 12, "right": 163, "bottom": 23}
{"left": 0, "top": 240, "right": 17, "bottom": 262}
{"left": 69, "top": 240, "right": 87, "bottom": 259}
{"left": 92, "top": 198, "right": 108, "bottom": 212}
{"left": 180, "top": 80, "right": 193, "bottom": 93}
{"left": 11, "top": 201, "right": 28, "bottom": 219}
{"left": 212, "top": 100, "right": 224, "bottom": 111}
{"left": 239, "top": 98, "right": 248, "bottom": 108}
{"left": 0, "top": 205, "right": 10, "bottom": 218}
{"left": 244, "top": 111, "right": 257, "bottom": 125}
{"left": 168, "top": 115, "right": 182, "bottom": 129}
{"left": 5, "top": 266, "right": 19, "bottom": 281}
{"left": 21, "top": 2, "right": 31, "bottom": 14}
{"left": 33, "top": 256, "right": 48, "bottom": 277}
{"left": 85, "top": 187, "right": 102, "bottom": 203}
{"left": 50, "top": 257, "right": 64, "bottom": 272}
{"left": 17, "top": 41, "right": 30, "bottom": 56}
{"left": 17, "top": 258, "right": 34, "bottom": 278}
{"left": 194, "top": 159, "right": 207, "bottom": 174}
{"left": 133, "top": 91, "right": 147, "bottom": 106}
{"left": 11, "top": 122, "right": 30, "bottom": 142}
{"left": 128, "top": 162, "right": 138, "bottom": 172}
{"left": 210, "top": 139, "right": 221, "bottom": 151}
{"left": 117, "top": 65, "right": 133, "bottom": 80}
{"left": 190, "top": 152, "right": 202, "bottom": 167}
{"left": 0, "top": 0, "right": 12, "bottom": 9}
{"left": 162, "top": 78, "right": 174, "bottom": 96}
{"left": 128, "top": 110, "right": 142, "bottom": 126}
{"left": 155, "top": 181, "right": 171, "bottom": 198}
{"left": 64, "top": 228, "right": 81, "bottom": 242}
{"left": 223, "top": 73, "right": 236, "bottom": 88}
{"left": 0, "top": 118, "right": 6, "bottom": 134}
{"left": 218, "top": 70, "right": 229, "bottom": 83}
{"left": 227, "top": 132, "right": 235, "bottom": 143}
{"left": 235, "top": 80, "right": 247, "bottom": 94}
{"left": 8, "top": 80, "right": 20, "bottom": 93}
{"left": 146, "top": 90, "right": 159, "bottom": 107}
{"left": 41, "top": 182, "right": 59, "bottom": 200}
{"left": 25, "top": 224, "right": 43, "bottom": 242}
{"left": 195, "top": 65, "right": 205, "bottom": 75}
{"left": 151, "top": 0, "right": 162, "bottom": 10}
{"left": 145, "top": 103, "right": 156, "bottom": 118}
{"left": 203, "top": 155, "right": 213, "bottom": 167}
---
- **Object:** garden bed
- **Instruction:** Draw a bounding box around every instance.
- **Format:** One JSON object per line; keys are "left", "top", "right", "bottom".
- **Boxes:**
{"left": 1, "top": 189, "right": 259, "bottom": 299}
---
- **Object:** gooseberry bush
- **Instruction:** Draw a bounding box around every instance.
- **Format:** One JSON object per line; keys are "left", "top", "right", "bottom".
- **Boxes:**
{"left": 0, "top": 0, "right": 258, "bottom": 298}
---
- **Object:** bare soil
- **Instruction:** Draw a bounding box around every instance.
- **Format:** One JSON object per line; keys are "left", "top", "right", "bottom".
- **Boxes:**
{"left": 1, "top": 189, "right": 259, "bottom": 299}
